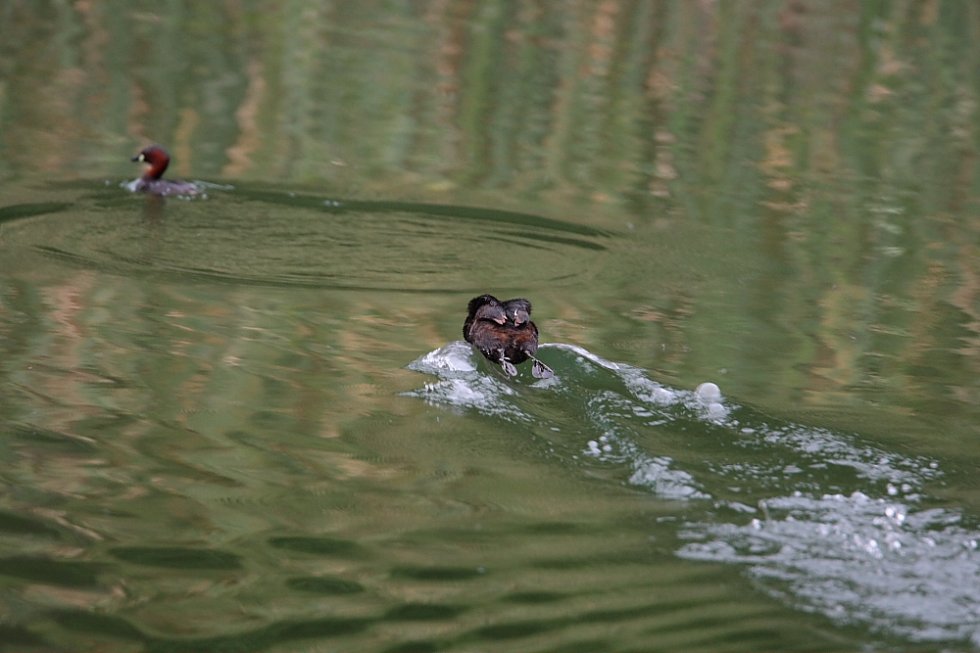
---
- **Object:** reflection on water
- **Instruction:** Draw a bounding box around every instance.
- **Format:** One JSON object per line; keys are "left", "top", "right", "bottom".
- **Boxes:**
{"left": 0, "top": 189, "right": 978, "bottom": 649}
{"left": 1, "top": 1, "right": 980, "bottom": 651}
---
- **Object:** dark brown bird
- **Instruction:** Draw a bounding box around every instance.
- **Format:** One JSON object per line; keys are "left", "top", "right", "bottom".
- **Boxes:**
{"left": 130, "top": 145, "right": 201, "bottom": 196}
{"left": 463, "top": 294, "right": 554, "bottom": 379}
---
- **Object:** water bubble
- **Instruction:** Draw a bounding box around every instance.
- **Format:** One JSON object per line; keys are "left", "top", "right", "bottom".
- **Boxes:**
{"left": 884, "top": 505, "right": 906, "bottom": 525}
{"left": 850, "top": 491, "right": 870, "bottom": 503}
{"left": 695, "top": 382, "right": 722, "bottom": 403}
{"left": 705, "top": 402, "right": 729, "bottom": 420}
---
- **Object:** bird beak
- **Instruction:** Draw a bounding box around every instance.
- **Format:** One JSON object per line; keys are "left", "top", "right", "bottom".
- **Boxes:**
{"left": 132, "top": 154, "right": 144, "bottom": 163}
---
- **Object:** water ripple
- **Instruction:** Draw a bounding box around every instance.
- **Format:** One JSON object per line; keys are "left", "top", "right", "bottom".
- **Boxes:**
{"left": 408, "top": 342, "right": 978, "bottom": 647}
{"left": 679, "top": 493, "right": 980, "bottom": 646}
{"left": 1, "top": 191, "right": 611, "bottom": 291}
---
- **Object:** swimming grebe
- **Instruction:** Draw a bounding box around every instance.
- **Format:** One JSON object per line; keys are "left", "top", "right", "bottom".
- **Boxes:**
{"left": 130, "top": 145, "right": 201, "bottom": 196}
{"left": 463, "top": 294, "right": 555, "bottom": 379}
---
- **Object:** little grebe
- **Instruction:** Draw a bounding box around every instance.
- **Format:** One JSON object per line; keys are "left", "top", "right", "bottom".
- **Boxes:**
{"left": 130, "top": 145, "right": 201, "bottom": 196}
{"left": 463, "top": 294, "right": 555, "bottom": 379}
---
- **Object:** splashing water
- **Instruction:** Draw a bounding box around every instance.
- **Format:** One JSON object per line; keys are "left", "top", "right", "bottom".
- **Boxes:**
{"left": 408, "top": 342, "right": 980, "bottom": 647}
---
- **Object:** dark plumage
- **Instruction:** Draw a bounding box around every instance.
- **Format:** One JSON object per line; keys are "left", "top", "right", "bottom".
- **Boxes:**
{"left": 463, "top": 294, "right": 554, "bottom": 379}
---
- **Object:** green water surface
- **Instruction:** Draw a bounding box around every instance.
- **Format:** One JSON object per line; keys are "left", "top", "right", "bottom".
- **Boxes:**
{"left": 1, "top": 3, "right": 979, "bottom": 651}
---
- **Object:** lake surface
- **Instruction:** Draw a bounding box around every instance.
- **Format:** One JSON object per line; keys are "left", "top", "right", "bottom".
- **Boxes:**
{"left": 1, "top": 3, "right": 979, "bottom": 651}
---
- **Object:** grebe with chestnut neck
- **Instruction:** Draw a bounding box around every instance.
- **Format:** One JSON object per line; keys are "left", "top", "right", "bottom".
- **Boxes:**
{"left": 463, "top": 294, "right": 555, "bottom": 379}
{"left": 129, "top": 145, "right": 202, "bottom": 196}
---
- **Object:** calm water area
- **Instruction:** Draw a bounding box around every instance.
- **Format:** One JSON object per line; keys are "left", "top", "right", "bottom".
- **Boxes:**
{"left": 1, "top": 2, "right": 979, "bottom": 651}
